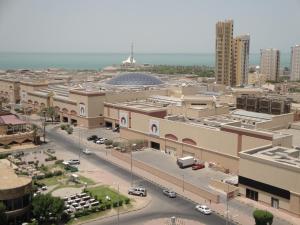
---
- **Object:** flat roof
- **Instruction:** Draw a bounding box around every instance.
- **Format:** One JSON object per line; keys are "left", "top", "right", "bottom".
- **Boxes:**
{"left": 242, "top": 146, "right": 300, "bottom": 169}
{"left": 0, "top": 159, "right": 31, "bottom": 190}
{"left": 105, "top": 100, "right": 167, "bottom": 113}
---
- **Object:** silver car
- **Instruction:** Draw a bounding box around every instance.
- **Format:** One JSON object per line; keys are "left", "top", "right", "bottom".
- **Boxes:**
{"left": 128, "top": 187, "right": 147, "bottom": 197}
{"left": 163, "top": 189, "right": 176, "bottom": 198}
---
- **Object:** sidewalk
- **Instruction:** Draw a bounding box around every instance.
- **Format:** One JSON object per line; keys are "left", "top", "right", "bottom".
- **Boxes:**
{"left": 55, "top": 127, "right": 299, "bottom": 225}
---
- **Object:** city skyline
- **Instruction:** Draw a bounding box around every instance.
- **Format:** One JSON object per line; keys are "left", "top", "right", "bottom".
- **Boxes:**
{"left": 0, "top": 0, "right": 300, "bottom": 53}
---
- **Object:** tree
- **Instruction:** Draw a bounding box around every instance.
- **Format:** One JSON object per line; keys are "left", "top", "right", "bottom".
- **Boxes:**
{"left": 0, "top": 201, "right": 7, "bottom": 225}
{"left": 46, "top": 107, "right": 58, "bottom": 123}
{"left": 32, "top": 194, "right": 64, "bottom": 224}
{"left": 253, "top": 209, "right": 273, "bottom": 225}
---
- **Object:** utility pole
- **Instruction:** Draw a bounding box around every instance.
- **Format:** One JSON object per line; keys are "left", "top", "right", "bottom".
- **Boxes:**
{"left": 226, "top": 184, "right": 229, "bottom": 225}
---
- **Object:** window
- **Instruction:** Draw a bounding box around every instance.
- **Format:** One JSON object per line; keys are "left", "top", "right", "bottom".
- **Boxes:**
{"left": 246, "top": 188, "right": 258, "bottom": 201}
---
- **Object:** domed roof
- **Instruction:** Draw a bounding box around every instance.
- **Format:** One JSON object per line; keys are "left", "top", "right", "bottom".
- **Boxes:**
{"left": 106, "top": 72, "right": 163, "bottom": 86}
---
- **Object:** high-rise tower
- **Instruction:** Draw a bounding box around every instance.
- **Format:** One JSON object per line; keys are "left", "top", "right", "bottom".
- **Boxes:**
{"left": 290, "top": 45, "right": 300, "bottom": 81}
{"left": 215, "top": 19, "right": 234, "bottom": 86}
{"left": 260, "top": 49, "right": 280, "bottom": 82}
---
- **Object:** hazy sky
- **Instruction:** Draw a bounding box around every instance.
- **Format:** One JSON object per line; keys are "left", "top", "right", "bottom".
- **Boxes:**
{"left": 0, "top": 0, "right": 300, "bottom": 53}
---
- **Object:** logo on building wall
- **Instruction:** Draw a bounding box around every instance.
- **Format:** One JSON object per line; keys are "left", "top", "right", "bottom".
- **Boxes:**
{"left": 149, "top": 119, "right": 159, "bottom": 136}
{"left": 79, "top": 103, "right": 86, "bottom": 117}
{"left": 119, "top": 111, "right": 128, "bottom": 128}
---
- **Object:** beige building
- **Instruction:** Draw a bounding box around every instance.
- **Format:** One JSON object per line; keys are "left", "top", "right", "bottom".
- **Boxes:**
{"left": 215, "top": 19, "right": 234, "bottom": 86}
{"left": 0, "top": 78, "right": 20, "bottom": 104}
{"left": 239, "top": 146, "right": 300, "bottom": 216}
{"left": 290, "top": 45, "right": 300, "bottom": 81}
{"left": 247, "top": 73, "right": 267, "bottom": 86}
{"left": 260, "top": 48, "right": 280, "bottom": 82}
{"left": 232, "top": 35, "right": 250, "bottom": 86}
{"left": 104, "top": 99, "right": 293, "bottom": 173}
{"left": 0, "top": 159, "right": 32, "bottom": 224}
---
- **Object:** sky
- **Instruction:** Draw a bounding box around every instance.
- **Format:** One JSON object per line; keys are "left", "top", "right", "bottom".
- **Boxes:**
{"left": 0, "top": 0, "right": 299, "bottom": 53}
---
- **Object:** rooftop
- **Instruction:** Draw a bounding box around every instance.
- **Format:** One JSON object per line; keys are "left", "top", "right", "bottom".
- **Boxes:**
{"left": 105, "top": 100, "right": 166, "bottom": 113}
{"left": 242, "top": 146, "right": 300, "bottom": 169}
{"left": 0, "top": 159, "right": 32, "bottom": 190}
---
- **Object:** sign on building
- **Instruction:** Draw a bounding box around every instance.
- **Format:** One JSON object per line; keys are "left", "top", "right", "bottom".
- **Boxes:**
{"left": 79, "top": 103, "right": 86, "bottom": 117}
{"left": 149, "top": 119, "right": 160, "bottom": 136}
{"left": 119, "top": 111, "right": 129, "bottom": 128}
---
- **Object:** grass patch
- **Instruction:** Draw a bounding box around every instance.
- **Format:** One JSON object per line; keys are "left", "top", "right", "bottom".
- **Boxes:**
{"left": 86, "top": 185, "right": 128, "bottom": 202}
{"left": 78, "top": 175, "right": 95, "bottom": 185}
{"left": 39, "top": 174, "right": 67, "bottom": 186}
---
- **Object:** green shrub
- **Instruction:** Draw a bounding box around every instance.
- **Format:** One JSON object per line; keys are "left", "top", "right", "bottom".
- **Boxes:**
{"left": 112, "top": 201, "right": 119, "bottom": 208}
{"left": 104, "top": 139, "right": 113, "bottom": 146}
{"left": 55, "top": 159, "right": 64, "bottom": 165}
{"left": 60, "top": 124, "right": 67, "bottom": 130}
{"left": 44, "top": 172, "right": 53, "bottom": 178}
{"left": 0, "top": 153, "right": 10, "bottom": 159}
{"left": 124, "top": 198, "right": 130, "bottom": 204}
{"left": 253, "top": 209, "right": 273, "bottom": 225}
{"left": 3, "top": 144, "right": 10, "bottom": 149}
{"left": 105, "top": 202, "right": 111, "bottom": 209}
{"left": 118, "top": 199, "right": 123, "bottom": 206}
{"left": 66, "top": 127, "right": 73, "bottom": 134}
{"left": 99, "top": 204, "right": 106, "bottom": 211}
{"left": 112, "top": 142, "right": 120, "bottom": 148}
{"left": 53, "top": 170, "right": 63, "bottom": 176}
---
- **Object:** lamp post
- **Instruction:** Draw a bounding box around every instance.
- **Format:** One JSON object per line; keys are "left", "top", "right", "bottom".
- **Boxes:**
{"left": 40, "top": 110, "right": 46, "bottom": 143}
{"left": 182, "top": 174, "right": 185, "bottom": 192}
{"left": 113, "top": 182, "right": 120, "bottom": 225}
{"left": 131, "top": 143, "right": 136, "bottom": 186}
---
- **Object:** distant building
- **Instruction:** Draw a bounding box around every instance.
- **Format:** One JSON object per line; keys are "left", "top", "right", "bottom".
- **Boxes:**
{"left": 122, "top": 43, "right": 136, "bottom": 67}
{"left": 236, "top": 94, "right": 291, "bottom": 115}
{"left": 260, "top": 49, "right": 280, "bottom": 82}
{"left": 232, "top": 35, "right": 250, "bottom": 86}
{"left": 290, "top": 45, "right": 300, "bottom": 81}
{"left": 215, "top": 19, "right": 234, "bottom": 86}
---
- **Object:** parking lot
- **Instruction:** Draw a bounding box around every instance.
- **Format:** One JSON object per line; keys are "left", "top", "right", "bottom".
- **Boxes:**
{"left": 133, "top": 149, "right": 235, "bottom": 192}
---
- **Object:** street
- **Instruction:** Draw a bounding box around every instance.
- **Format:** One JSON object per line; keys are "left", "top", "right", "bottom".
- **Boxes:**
{"left": 46, "top": 126, "right": 234, "bottom": 225}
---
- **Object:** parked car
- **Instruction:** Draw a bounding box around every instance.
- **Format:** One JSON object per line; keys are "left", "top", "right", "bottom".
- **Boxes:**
{"left": 162, "top": 189, "right": 176, "bottom": 198}
{"left": 93, "top": 137, "right": 102, "bottom": 143}
{"left": 67, "top": 159, "right": 80, "bottom": 165}
{"left": 96, "top": 139, "right": 105, "bottom": 144}
{"left": 192, "top": 163, "right": 205, "bottom": 170}
{"left": 87, "top": 135, "right": 98, "bottom": 141}
{"left": 82, "top": 148, "right": 92, "bottom": 155}
{"left": 106, "top": 127, "right": 112, "bottom": 130}
{"left": 195, "top": 204, "right": 212, "bottom": 215}
{"left": 128, "top": 186, "right": 147, "bottom": 197}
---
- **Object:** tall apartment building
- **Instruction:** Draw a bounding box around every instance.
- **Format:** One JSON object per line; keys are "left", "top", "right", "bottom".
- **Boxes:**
{"left": 260, "top": 49, "right": 280, "bottom": 82}
{"left": 215, "top": 20, "right": 250, "bottom": 87}
{"left": 215, "top": 19, "right": 234, "bottom": 86}
{"left": 290, "top": 45, "right": 300, "bottom": 81}
{"left": 232, "top": 35, "right": 250, "bottom": 86}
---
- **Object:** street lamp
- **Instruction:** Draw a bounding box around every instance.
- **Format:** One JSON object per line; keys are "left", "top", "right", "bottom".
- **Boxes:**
{"left": 113, "top": 182, "right": 120, "bottom": 225}
{"left": 40, "top": 110, "right": 47, "bottom": 143}
{"left": 131, "top": 143, "right": 136, "bottom": 186}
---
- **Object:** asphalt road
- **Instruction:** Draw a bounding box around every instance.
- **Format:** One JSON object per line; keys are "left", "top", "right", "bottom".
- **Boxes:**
{"left": 46, "top": 127, "right": 235, "bottom": 225}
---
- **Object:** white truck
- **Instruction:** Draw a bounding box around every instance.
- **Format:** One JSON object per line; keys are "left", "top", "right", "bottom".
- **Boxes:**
{"left": 176, "top": 156, "right": 195, "bottom": 168}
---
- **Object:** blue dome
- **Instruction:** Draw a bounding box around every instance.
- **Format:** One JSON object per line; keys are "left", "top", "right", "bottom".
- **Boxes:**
{"left": 106, "top": 72, "right": 163, "bottom": 86}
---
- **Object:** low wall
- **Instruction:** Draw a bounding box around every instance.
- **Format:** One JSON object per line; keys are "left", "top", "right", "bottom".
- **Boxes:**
{"left": 111, "top": 150, "right": 220, "bottom": 203}
{"left": 209, "top": 179, "right": 239, "bottom": 196}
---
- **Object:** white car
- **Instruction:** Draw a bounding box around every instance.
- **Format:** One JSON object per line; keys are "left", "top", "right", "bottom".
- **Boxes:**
{"left": 82, "top": 148, "right": 92, "bottom": 155}
{"left": 195, "top": 204, "right": 212, "bottom": 215}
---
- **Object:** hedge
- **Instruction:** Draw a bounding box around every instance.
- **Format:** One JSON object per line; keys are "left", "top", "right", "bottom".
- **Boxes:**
{"left": 253, "top": 209, "right": 273, "bottom": 225}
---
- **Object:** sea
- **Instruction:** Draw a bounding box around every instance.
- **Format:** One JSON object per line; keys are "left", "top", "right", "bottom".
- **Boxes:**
{"left": 0, "top": 52, "right": 291, "bottom": 70}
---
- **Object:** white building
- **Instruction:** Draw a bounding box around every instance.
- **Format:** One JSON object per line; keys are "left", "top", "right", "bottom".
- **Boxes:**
{"left": 260, "top": 49, "right": 280, "bottom": 82}
{"left": 290, "top": 45, "right": 300, "bottom": 81}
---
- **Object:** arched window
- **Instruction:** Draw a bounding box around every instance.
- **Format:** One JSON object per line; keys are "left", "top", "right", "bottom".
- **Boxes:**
{"left": 165, "top": 134, "right": 178, "bottom": 141}
{"left": 182, "top": 138, "right": 197, "bottom": 146}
